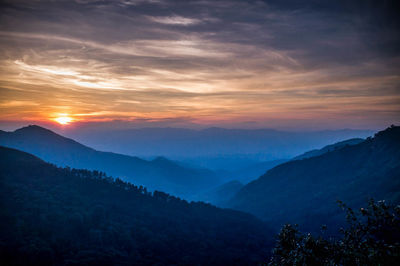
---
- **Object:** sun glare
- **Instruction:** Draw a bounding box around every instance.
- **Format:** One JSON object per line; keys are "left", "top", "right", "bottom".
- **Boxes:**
{"left": 54, "top": 116, "right": 73, "bottom": 125}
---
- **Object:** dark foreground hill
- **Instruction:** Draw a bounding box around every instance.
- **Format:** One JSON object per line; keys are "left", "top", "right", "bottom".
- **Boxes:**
{"left": 0, "top": 125, "right": 220, "bottom": 199}
{"left": 0, "top": 146, "right": 273, "bottom": 265}
{"left": 229, "top": 126, "right": 400, "bottom": 232}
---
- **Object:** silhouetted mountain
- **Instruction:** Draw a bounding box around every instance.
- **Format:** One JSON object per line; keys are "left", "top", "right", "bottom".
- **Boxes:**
{"left": 64, "top": 126, "right": 373, "bottom": 168}
{"left": 0, "top": 146, "right": 273, "bottom": 265}
{"left": 228, "top": 126, "right": 400, "bottom": 232}
{"left": 292, "top": 138, "right": 364, "bottom": 160}
{"left": 0, "top": 125, "right": 220, "bottom": 199}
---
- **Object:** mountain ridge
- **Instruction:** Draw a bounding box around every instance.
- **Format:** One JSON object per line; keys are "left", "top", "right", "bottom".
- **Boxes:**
{"left": 292, "top": 138, "right": 365, "bottom": 160}
{"left": 0, "top": 125, "right": 221, "bottom": 199}
{"left": 228, "top": 126, "right": 400, "bottom": 231}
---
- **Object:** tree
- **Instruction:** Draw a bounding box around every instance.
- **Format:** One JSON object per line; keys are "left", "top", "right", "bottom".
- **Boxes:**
{"left": 269, "top": 199, "right": 400, "bottom": 265}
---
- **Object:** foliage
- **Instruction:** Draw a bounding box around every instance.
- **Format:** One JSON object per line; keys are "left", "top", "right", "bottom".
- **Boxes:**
{"left": 269, "top": 199, "right": 400, "bottom": 265}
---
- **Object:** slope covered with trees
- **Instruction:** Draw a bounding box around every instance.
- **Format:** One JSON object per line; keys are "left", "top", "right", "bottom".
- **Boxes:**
{"left": 229, "top": 126, "right": 400, "bottom": 232}
{"left": 0, "top": 146, "right": 273, "bottom": 265}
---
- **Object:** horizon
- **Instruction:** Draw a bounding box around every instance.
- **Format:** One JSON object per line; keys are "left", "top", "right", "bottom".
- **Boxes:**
{"left": 0, "top": 121, "right": 381, "bottom": 133}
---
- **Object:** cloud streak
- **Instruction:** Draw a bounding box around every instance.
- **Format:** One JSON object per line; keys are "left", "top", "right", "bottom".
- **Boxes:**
{"left": 148, "top": 15, "right": 202, "bottom": 25}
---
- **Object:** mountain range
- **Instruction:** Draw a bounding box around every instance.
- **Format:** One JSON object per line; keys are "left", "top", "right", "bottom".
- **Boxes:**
{"left": 63, "top": 126, "right": 373, "bottom": 169}
{"left": 0, "top": 124, "right": 399, "bottom": 264}
{"left": 199, "top": 137, "right": 366, "bottom": 206}
{"left": 228, "top": 126, "right": 400, "bottom": 232}
{"left": 0, "top": 146, "right": 273, "bottom": 265}
{"left": 0, "top": 125, "right": 221, "bottom": 199}
{"left": 1, "top": 124, "right": 398, "bottom": 232}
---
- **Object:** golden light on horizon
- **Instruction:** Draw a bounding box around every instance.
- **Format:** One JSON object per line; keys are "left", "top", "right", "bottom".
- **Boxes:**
{"left": 54, "top": 116, "right": 73, "bottom": 125}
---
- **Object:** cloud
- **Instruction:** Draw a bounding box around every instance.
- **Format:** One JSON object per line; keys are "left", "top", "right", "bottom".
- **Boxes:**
{"left": 0, "top": 0, "right": 399, "bottom": 129}
{"left": 0, "top": 100, "right": 39, "bottom": 107}
{"left": 148, "top": 15, "right": 201, "bottom": 25}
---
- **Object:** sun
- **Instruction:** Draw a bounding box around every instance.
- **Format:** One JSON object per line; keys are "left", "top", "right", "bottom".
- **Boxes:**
{"left": 54, "top": 116, "right": 73, "bottom": 125}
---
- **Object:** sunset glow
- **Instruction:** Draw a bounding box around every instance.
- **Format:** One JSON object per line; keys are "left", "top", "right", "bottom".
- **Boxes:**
{"left": 54, "top": 116, "right": 73, "bottom": 125}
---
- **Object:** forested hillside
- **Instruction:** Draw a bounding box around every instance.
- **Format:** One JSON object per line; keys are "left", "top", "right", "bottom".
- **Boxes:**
{"left": 0, "top": 146, "right": 273, "bottom": 265}
{"left": 229, "top": 126, "right": 400, "bottom": 232}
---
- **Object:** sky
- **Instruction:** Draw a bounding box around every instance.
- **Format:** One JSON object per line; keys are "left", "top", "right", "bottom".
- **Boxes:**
{"left": 0, "top": 0, "right": 399, "bottom": 130}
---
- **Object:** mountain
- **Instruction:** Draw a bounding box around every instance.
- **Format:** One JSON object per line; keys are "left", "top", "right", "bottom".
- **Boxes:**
{"left": 292, "top": 138, "right": 364, "bottom": 160}
{"left": 0, "top": 125, "right": 220, "bottom": 199}
{"left": 64, "top": 126, "right": 373, "bottom": 168}
{"left": 228, "top": 126, "right": 400, "bottom": 232}
{"left": 0, "top": 146, "right": 273, "bottom": 265}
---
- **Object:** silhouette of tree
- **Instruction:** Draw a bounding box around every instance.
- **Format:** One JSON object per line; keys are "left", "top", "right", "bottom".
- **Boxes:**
{"left": 269, "top": 199, "right": 400, "bottom": 265}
